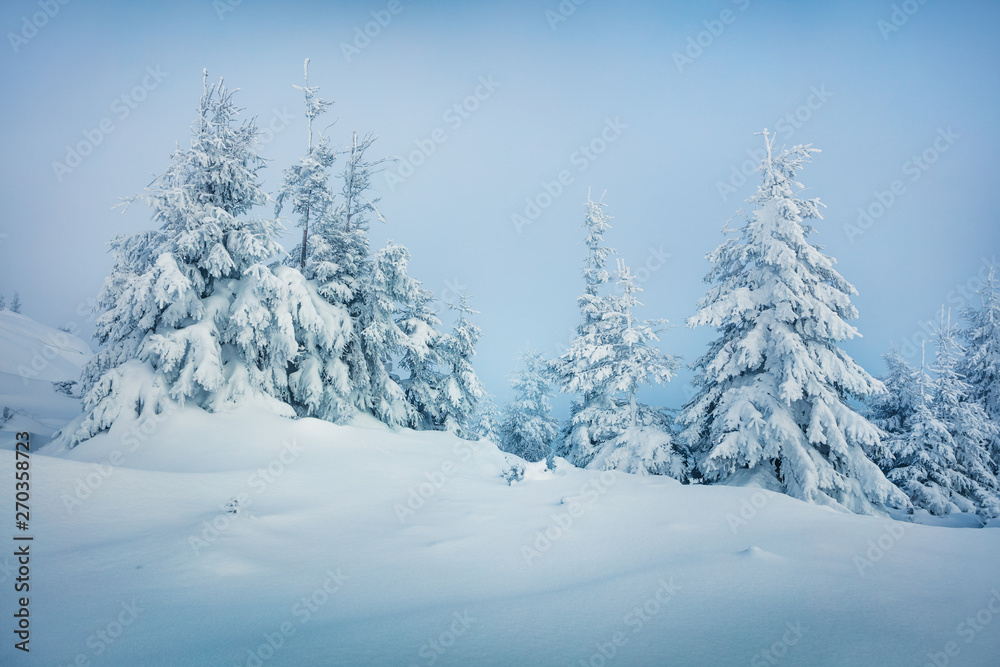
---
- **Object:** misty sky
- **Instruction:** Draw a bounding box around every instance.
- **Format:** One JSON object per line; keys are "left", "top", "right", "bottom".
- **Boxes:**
{"left": 1, "top": 0, "right": 998, "bottom": 413}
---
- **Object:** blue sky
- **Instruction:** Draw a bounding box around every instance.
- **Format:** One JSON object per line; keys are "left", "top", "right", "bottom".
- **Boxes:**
{"left": 1, "top": 0, "right": 998, "bottom": 413}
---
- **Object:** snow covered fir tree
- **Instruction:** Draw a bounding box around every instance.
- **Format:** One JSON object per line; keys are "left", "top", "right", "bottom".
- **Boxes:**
{"left": 434, "top": 292, "right": 486, "bottom": 437}
{"left": 864, "top": 346, "right": 920, "bottom": 471}
{"left": 878, "top": 312, "right": 1000, "bottom": 519}
{"left": 549, "top": 197, "right": 685, "bottom": 477}
{"left": 677, "top": 131, "right": 907, "bottom": 514}
{"left": 498, "top": 349, "right": 559, "bottom": 462}
{"left": 958, "top": 267, "right": 1000, "bottom": 470}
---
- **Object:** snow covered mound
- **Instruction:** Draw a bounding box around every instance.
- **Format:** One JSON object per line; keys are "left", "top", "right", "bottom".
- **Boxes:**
{"left": 0, "top": 310, "right": 89, "bottom": 447}
{"left": 2, "top": 408, "right": 996, "bottom": 665}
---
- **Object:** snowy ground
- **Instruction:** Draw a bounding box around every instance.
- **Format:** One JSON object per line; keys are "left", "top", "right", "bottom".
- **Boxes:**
{"left": 0, "top": 311, "right": 89, "bottom": 448}
{"left": 0, "top": 403, "right": 996, "bottom": 666}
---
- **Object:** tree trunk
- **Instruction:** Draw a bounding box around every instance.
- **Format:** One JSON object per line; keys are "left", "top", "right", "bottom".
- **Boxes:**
{"left": 299, "top": 207, "right": 310, "bottom": 269}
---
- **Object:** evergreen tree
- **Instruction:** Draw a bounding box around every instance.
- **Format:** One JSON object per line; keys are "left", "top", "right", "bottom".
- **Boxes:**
{"left": 929, "top": 310, "right": 999, "bottom": 516}
{"left": 584, "top": 260, "right": 683, "bottom": 476}
{"left": 397, "top": 284, "right": 445, "bottom": 429}
{"left": 499, "top": 349, "right": 559, "bottom": 462}
{"left": 550, "top": 196, "right": 618, "bottom": 461}
{"left": 355, "top": 242, "right": 421, "bottom": 427}
{"left": 959, "top": 266, "right": 1000, "bottom": 469}
{"left": 885, "top": 344, "right": 969, "bottom": 516}
{"left": 69, "top": 72, "right": 350, "bottom": 445}
{"left": 678, "top": 131, "right": 905, "bottom": 514}
{"left": 886, "top": 322, "right": 1000, "bottom": 520}
{"left": 10, "top": 291, "right": 21, "bottom": 313}
{"left": 325, "top": 131, "right": 398, "bottom": 420}
{"left": 0, "top": 293, "right": 6, "bottom": 310}
{"left": 865, "top": 346, "right": 920, "bottom": 471}
{"left": 470, "top": 394, "right": 502, "bottom": 444}
{"left": 436, "top": 292, "right": 485, "bottom": 438}
{"left": 276, "top": 58, "right": 336, "bottom": 270}
{"left": 551, "top": 199, "right": 683, "bottom": 476}
{"left": 273, "top": 60, "right": 355, "bottom": 421}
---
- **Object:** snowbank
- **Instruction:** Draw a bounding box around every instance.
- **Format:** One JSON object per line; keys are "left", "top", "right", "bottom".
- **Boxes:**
{"left": 0, "top": 406, "right": 995, "bottom": 665}
{"left": 0, "top": 310, "right": 89, "bottom": 447}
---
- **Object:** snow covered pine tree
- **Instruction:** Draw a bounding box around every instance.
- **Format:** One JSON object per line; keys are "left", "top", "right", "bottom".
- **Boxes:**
{"left": 884, "top": 313, "right": 1000, "bottom": 521}
{"left": 883, "top": 342, "right": 967, "bottom": 517}
{"left": 678, "top": 131, "right": 907, "bottom": 514}
{"left": 865, "top": 346, "right": 920, "bottom": 471}
{"left": 68, "top": 72, "right": 350, "bottom": 445}
{"left": 959, "top": 266, "right": 1000, "bottom": 471}
{"left": 276, "top": 59, "right": 355, "bottom": 421}
{"left": 499, "top": 349, "right": 560, "bottom": 462}
{"left": 435, "top": 292, "right": 486, "bottom": 438}
{"left": 550, "top": 196, "right": 617, "bottom": 465}
{"left": 552, "top": 198, "right": 684, "bottom": 476}
{"left": 276, "top": 67, "right": 455, "bottom": 432}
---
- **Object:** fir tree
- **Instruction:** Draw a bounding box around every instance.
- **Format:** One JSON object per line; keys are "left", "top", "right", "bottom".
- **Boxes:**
{"left": 499, "top": 349, "right": 559, "bottom": 462}
{"left": 885, "top": 344, "right": 969, "bottom": 516}
{"left": 585, "top": 260, "right": 684, "bottom": 476}
{"left": 678, "top": 131, "right": 906, "bottom": 514}
{"left": 550, "top": 196, "right": 617, "bottom": 461}
{"left": 470, "top": 394, "right": 502, "bottom": 444}
{"left": 959, "top": 266, "right": 1000, "bottom": 469}
{"left": 886, "top": 322, "right": 1000, "bottom": 520}
{"left": 274, "top": 60, "right": 356, "bottom": 422}
{"left": 397, "top": 284, "right": 445, "bottom": 429}
{"left": 355, "top": 242, "right": 421, "bottom": 427}
{"left": 865, "top": 346, "right": 920, "bottom": 471}
{"left": 325, "top": 131, "right": 397, "bottom": 420}
{"left": 551, "top": 200, "right": 684, "bottom": 476}
{"left": 0, "top": 293, "right": 6, "bottom": 310}
{"left": 928, "top": 310, "right": 999, "bottom": 516}
{"left": 10, "top": 291, "right": 21, "bottom": 314}
{"left": 436, "top": 292, "right": 486, "bottom": 438}
{"left": 276, "top": 58, "right": 336, "bottom": 270}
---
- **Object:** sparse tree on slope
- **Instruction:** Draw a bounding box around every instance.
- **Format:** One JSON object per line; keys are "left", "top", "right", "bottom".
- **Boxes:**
{"left": 275, "top": 60, "right": 355, "bottom": 421}
{"left": 884, "top": 344, "right": 967, "bottom": 516}
{"left": 470, "top": 394, "right": 502, "bottom": 444}
{"left": 678, "top": 131, "right": 906, "bottom": 514}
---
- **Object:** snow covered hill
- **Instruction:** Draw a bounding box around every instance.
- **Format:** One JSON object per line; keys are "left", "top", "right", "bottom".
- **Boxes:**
{"left": 0, "top": 310, "right": 89, "bottom": 448}
{"left": 2, "top": 406, "right": 997, "bottom": 666}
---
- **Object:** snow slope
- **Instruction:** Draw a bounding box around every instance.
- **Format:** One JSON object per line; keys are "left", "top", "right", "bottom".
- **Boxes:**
{"left": 0, "top": 311, "right": 90, "bottom": 447}
{"left": 1, "top": 405, "right": 998, "bottom": 666}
